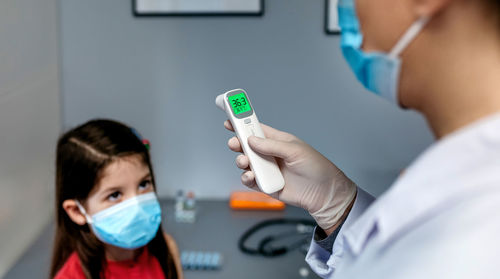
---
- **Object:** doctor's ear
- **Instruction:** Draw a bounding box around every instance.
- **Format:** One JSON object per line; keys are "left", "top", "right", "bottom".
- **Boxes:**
{"left": 62, "top": 199, "right": 87, "bottom": 226}
{"left": 412, "top": 0, "right": 454, "bottom": 17}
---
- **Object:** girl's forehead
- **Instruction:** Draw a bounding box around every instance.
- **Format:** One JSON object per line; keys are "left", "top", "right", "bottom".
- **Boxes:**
{"left": 95, "top": 155, "right": 150, "bottom": 190}
{"left": 104, "top": 154, "right": 147, "bottom": 173}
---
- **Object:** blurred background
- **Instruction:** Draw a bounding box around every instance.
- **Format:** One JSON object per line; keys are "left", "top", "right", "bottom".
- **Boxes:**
{"left": 0, "top": 0, "right": 434, "bottom": 277}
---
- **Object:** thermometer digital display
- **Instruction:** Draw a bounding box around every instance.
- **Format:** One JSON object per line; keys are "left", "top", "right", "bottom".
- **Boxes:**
{"left": 228, "top": 92, "right": 252, "bottom": 115}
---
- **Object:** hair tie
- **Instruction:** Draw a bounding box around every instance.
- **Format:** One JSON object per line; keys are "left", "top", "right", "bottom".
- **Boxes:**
{"left": 131, "top": 128, "right": 151, "bottom": 150}
{"left": 142, "top": 139, "right": 150, "bottom": 150}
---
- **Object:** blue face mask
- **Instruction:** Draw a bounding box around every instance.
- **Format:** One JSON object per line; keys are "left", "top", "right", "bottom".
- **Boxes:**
{"left": 338, "top": 0, "right": 429, "bottom": 105}
{"left": 76, "top": 192, "right": 162, "bottom": 250}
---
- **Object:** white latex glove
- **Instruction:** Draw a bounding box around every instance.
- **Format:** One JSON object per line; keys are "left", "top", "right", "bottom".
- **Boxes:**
{"left": 224, "top": 120, "right": 357, "bottom": 231}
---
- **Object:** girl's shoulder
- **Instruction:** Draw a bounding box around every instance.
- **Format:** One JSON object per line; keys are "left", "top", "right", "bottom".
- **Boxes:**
{"left": 53, "top": 252, "right": 86, "bottom": 279}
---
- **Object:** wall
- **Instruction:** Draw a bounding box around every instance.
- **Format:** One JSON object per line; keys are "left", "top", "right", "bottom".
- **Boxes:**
{"left": 60, "top": 0, "right": 434, "bottom": 199}
{"left": 0, "top": 0, "right": 61, "bottom": 276}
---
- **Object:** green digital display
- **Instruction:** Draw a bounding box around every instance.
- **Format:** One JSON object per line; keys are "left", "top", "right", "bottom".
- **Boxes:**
{"left": 228, "top": 93, "right": 252, "bottom": 115}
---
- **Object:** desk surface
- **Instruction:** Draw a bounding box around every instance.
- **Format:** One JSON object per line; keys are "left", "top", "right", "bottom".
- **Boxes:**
{"left": 5, "top": 199, "right": 321, "bottom": 279}
{"left": 164, "top": 200, "right": 320, "bottom": 279}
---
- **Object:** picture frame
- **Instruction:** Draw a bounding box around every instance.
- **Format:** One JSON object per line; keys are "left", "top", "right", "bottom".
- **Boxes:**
{"left": 325, "top": 0, "right": 341, "bottom": 35}
{"left": 133, "top": 0, "right": 264, "bottom": 17}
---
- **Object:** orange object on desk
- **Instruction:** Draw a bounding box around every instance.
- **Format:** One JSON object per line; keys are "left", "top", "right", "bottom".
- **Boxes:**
{"left": 229, "top": 191, "right": 286, "bottom": 210}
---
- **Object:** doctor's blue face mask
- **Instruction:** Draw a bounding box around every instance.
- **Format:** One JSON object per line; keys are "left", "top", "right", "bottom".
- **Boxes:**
{"left": 76, "top": 192, "right": 162, "bottom": 250}
{"left": 338, "top": 0, "right": 430, "bottom": 105}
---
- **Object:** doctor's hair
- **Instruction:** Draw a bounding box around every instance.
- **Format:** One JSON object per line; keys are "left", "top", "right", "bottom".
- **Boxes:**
{"left": 488, "top": 0, "right": 500, "bottom": 16}
{"left": 49, "top": 119, "right": 178, "bottom": 279}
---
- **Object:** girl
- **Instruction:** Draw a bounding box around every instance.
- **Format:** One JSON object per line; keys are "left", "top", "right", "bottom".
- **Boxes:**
{"left": 50, "top": 119, "right": 182, "bottom": 279}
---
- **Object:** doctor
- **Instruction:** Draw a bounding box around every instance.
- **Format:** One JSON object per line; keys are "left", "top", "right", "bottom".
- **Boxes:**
{"left": 224, "top": 0, "right": 500, "bottom": 278}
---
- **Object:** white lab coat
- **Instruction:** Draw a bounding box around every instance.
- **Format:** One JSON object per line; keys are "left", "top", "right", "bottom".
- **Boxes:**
{"left": 306, "top": 113, "right": 500, "bottom": 279}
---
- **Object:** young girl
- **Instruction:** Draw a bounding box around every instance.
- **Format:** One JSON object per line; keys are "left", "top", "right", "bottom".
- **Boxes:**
{"left": 50, "top": 119, "right": 182, "bottom": 279}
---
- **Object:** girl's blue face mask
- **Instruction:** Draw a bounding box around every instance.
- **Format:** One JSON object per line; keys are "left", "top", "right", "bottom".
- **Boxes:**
{"left": 338, "top": 0, "right": 429, "bottom": 105}
{"left": 76, "top": 192, "right": 161, "bottom": 250}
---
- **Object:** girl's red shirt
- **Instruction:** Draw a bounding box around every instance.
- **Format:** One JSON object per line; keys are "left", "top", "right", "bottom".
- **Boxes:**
{"left": 54, "top": 248, "right": 166, "bottom": 279}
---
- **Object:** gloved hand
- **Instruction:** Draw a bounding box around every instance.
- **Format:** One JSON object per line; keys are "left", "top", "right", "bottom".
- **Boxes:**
{"left": 224, "top": 120, "right": 357, "bottom": 231}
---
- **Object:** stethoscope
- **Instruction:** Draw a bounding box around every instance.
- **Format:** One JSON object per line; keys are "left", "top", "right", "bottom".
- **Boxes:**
{"left": 238, "top": 218, "right": 316, "bottom": 257}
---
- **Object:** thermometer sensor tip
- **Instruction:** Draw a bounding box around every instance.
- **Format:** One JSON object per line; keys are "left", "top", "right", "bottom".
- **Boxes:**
{"left": 215, "top": 94, "right": 225, "bottom": 111}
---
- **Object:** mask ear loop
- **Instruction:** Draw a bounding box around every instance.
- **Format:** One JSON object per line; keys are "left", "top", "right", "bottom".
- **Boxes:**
{"left": 75, "top": 200, "right": 93, "bottom": 224}
{"left": 389, "top": 17, "right": 430, "bottom": 58}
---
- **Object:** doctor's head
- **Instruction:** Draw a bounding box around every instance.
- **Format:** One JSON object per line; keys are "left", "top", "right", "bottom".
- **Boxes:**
{"left": 340, "top": 0, "right": 500, "bottom": 132}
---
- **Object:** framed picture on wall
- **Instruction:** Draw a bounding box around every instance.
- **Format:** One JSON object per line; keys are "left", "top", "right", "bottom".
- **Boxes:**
{"left": 325, "top": 0, "right": 341, "bottom": 34}
{"left": 133, "top": 0, "right": 264, "bottom": 16}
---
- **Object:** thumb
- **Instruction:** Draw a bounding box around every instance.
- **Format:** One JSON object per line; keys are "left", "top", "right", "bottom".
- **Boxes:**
{"left": 248, "top": 136, "right": 298, "bottom": 161}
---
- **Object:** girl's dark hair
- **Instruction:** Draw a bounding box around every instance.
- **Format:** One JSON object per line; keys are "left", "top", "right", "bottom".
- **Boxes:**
{"left": 50, "top": 119, "right": 178, "bottom": 279}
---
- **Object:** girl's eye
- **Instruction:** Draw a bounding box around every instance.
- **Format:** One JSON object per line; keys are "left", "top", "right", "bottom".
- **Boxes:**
{"left": 139, "top": 179, "right": 152, "bottom": 190}
{"left": 108, "top": 191, "right": 122, "bottom": 202}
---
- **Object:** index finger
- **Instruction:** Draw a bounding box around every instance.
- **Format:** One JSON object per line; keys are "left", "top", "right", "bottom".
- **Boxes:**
{"left": 224, "top": 120, "right": 234, "bottom": 132}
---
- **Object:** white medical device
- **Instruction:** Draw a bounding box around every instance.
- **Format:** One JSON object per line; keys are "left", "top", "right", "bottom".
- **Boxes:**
{"left": 216, "top": 89, "right": 285, "bottom": 194}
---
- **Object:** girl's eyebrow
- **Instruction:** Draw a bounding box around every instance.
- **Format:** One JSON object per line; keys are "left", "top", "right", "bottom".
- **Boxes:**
{"left": 97, "top": 172, "right": 152, "bottom": 198}
{"left": 139, "top": 172, "right": 152, "bottom": 182}
{"left": 99, "top": 186, "right": 123, "bottom": 197}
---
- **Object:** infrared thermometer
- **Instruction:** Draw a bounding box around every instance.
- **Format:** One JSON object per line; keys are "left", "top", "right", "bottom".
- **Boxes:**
{"left": 216, "top": 89, "right": 285, "bottom": 194}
